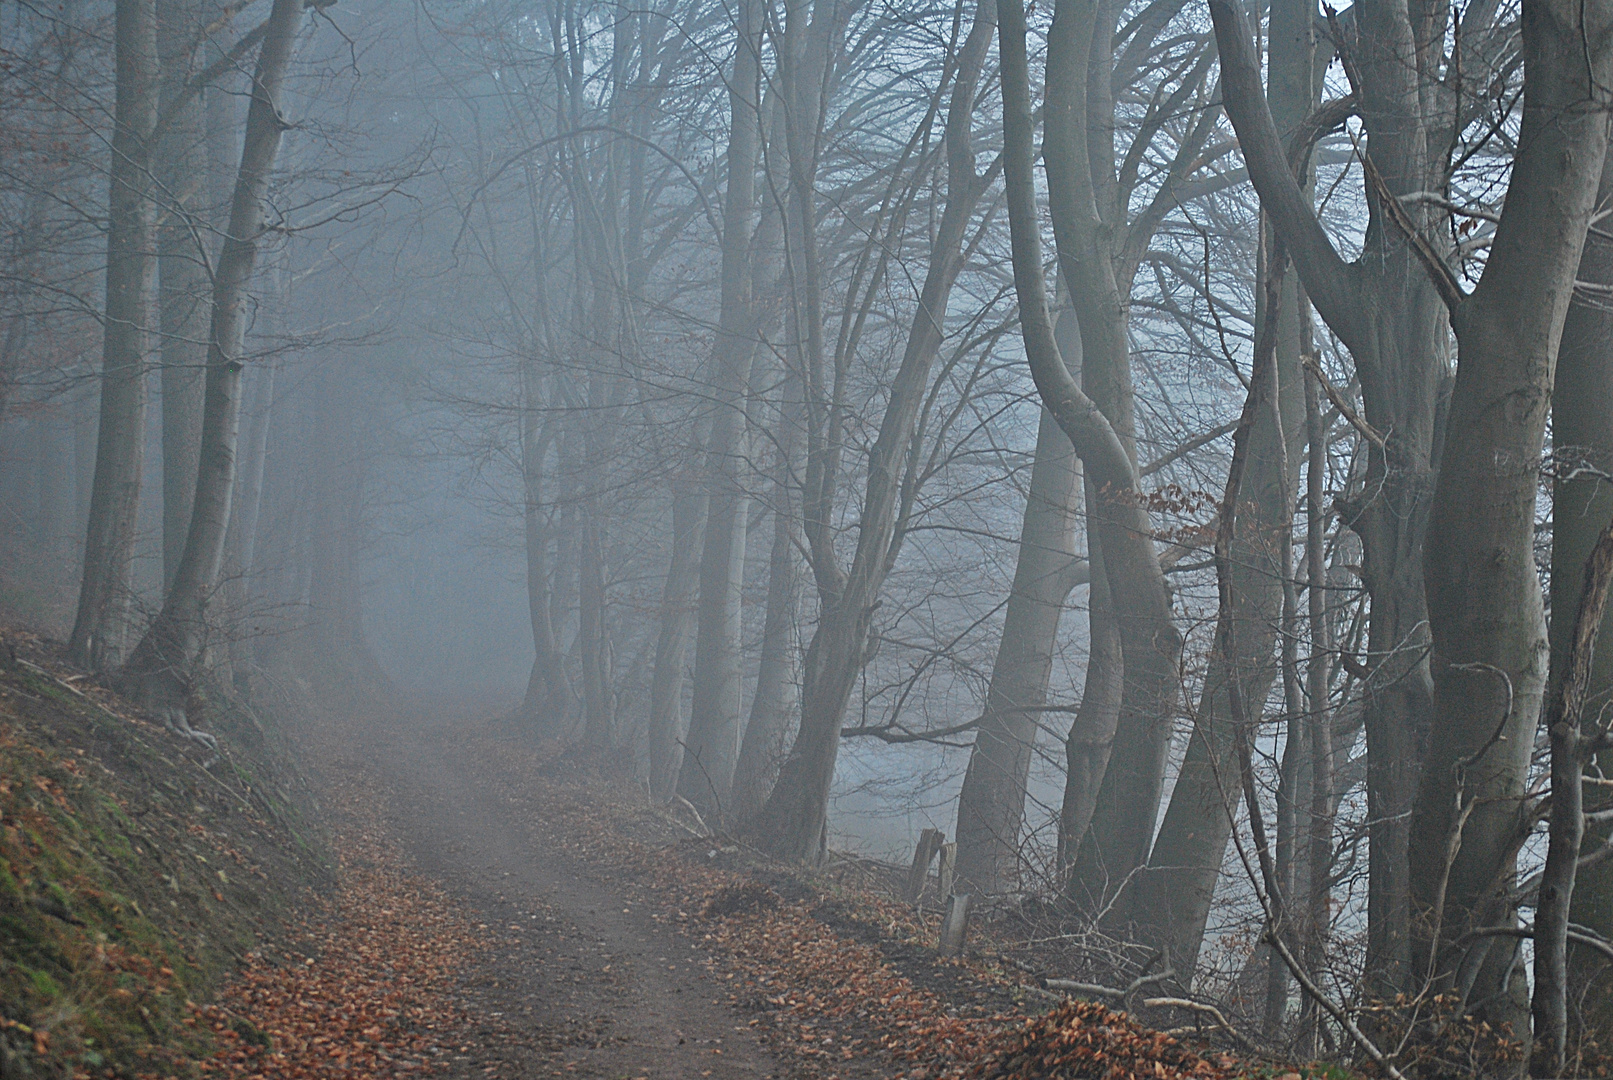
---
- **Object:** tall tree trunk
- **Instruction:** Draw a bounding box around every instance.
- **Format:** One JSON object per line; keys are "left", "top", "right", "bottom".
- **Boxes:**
{"left": 997, "top": 0, "right": 1186, "bottom": 906}
{"left": 1044, "top": 0, "right": 1183, "bottom": 911}
{"left": 73, "top": 377, "right": 97, "bottom": 537}
{"left": 751, "top": 0, "right": 996, "bottom": 862}
{"left": 577, "top": 513, "right": 613, "bottom": 748}
{"left": 648, "top": 481, "right": 706, "bottom": 799}
{"left": 121, "top": 0, "right": 307, "bottom": 717}
{"left": 678, "top": 374, "right": 756, "bottom": 817}
{"left": 955, "top": 347, "right": 1085, "bottom": 895}
{"left": 673, "top": 0, "right": 766, "bottom": 819}
{"left": 1555, "top": 150, "right": 1613, "bottom": 1049}
{"left": 1410, "top": 0, "right": 1612, "bottom": 1025}
{"left": 1300, "top": 359, "right": 1336, "bottom": 1052}
{"left": 1058, "top": 520, "right": 1120, "bottom": 882}
{"left": 156, "top": 0, "right": 207, "bottom": 590}
{"left": 69, "top": 0, "right": 160, "bottom": 671}
{"left": 731, "top": 397, "right": 804, "bottom": 823}
{"left": 1206, "top": 0, "right": 1468, "bottom": 992}
{"left": 225, "top": 357, "right": 274, "bottom": 678}
{"left": 518, "top": 360, "right": 575, "bottom": 732}
{"left": 1125, "top": 0, "right": 1311, "bottom": 971}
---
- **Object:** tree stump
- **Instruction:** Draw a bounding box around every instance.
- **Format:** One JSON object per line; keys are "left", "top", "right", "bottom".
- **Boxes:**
{"left": 939, "top": 892, "right": 971, "bottom": 957}
{"left": 937, "top": 841, "right": 957, "bottom": 901}
{"left": 904, "top": 828, "right": 943, "bottom": 903}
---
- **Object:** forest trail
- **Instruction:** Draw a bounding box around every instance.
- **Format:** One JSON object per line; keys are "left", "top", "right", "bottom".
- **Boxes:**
{"left": 352, "top": 711, "right": 780, "bottom": 1080}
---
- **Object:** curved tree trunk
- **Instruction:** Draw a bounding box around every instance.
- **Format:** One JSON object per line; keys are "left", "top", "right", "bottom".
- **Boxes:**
{"left": 69, "top": 0, "right": 160, "bottom": 671}
{"left": 1123, "top": 0, "right": 1311, "bottom": 973}
{"left": 1409, "top": 0, "right": 1612, "bottom": 1026}
{"left": 1040, "top": 0, "right": 1184, "bottom": 912}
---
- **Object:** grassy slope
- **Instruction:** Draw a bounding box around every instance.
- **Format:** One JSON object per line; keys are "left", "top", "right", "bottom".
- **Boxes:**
{"left": 0, "top": 633, "right": 329, "bottom": 1079}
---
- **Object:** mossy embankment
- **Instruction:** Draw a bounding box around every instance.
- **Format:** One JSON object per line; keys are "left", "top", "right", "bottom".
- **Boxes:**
{"left": 0, "top": 632, "right": 330, "bottom": 1079}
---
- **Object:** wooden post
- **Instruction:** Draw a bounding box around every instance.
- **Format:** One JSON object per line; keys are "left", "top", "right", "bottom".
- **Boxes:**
{"left": 939, "top": 893, "right": 971, "bottom": 956}
{"left": 937, "top": 841, "right": 957, "bottom": 901}
{"left": 904, "top": 828, "right": 943, "bottom": 903}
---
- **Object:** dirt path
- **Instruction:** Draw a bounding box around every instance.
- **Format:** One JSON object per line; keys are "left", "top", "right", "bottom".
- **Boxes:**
{"left": 358, "top": 713, "right": 781, "bottom": 1080}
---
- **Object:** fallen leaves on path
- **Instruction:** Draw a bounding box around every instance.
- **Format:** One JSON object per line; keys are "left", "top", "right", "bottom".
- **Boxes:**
{"left": 199, "top": 768, "right": 485, "bottom": 1079}
{"left": 461, "top": 734, "right": 1260, "bottom": 1080}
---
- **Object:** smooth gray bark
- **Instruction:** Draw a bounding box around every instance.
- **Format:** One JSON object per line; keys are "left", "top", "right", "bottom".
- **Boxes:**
{"left": 731, "top": 398, "right": 804, "bottom": 824}
{"left": 674, "top": 0, "right": 766, "bottom": 819}
{"left": 1206, "top": 0, "right": 1475, "bottom": 991}
{"left": 954, "top": 304, "right": 1085, "bottom": 895}
{"left": 121, "top": 0, "right": 307, "bottom": 719}
{"left": 1057, "top": 508, "right": 1120, "bottom": 882}
{"left": 997, "top": 0, "right": 1184, "bottom": 903}
{"left": 1126, "top": 0, "right": 1312, "bottom": 972}
{"left": 156, "top": 0, "right": 208, "bottom": 589}
{"left": 752, "top": 0, "right": 997, "bottom": 862}
{"left": 648, "top": 482, "right": 706, "bottom": 801}
{"left": 1410, "top": 0, "right": 1612, "bottom": 1021}
{"left": 519, "top": 391, "right": 576, "bottom": 730}
{"left": 1044, "top": 0, "right": 1188, "bottom": 910}
{"left": 69, "top": 0, "right": 160, "bottom": 671}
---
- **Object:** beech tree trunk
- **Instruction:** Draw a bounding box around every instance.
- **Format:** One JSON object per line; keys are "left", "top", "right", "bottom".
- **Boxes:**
{"left": 648, "top": 482, "right": 706, "bottom": 800}
{"left": 1124, "top": 0, "right": 1311, "bottom": 973}
{"left": 673, "top": 0, "right": 766, "bottom": 818}
{"left": 1554, "top": 150, "right": 1613, "bottom": 1047}
{"left": 751, "top": 0, "right": 996, "bottom": 862}
{"left": 1057, "top": 520, "right": 1121, "bottom": 882}
{"left": 224, "top": 357, "right": 274, "bottom": 679}
{"left": 730, "top": 396, "right": 804, "bottom": 823}
{"left": 1206, "top": 0, "right": 1479, "bottom": 993}
{"left": 121, "top": 0, "right": 307, "bottom": 716}
{"left": 519, "top": 387, "right": 576, "bottom": 731}
{"left": 69, "top": 0, "right": 160, "bottom": 671}
{"left": 997, "top": 0, "right": 1190, "bottom": 908}
{"left": 954, "top": 304, "right": 1085, "bottom": 895}
{"left": 1410, "top": 0, "right": 1612, "bottom": 1025}
{"left": 156, "top": 0, "right": 207, "bottom": 590}
{"left": 1042, "top": 0, "right": 1184, "bottom": 911}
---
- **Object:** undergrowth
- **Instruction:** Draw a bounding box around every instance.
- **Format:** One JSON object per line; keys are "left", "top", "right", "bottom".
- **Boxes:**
{"left": 0, "top": 633, "right": 328, "bottom": 1079}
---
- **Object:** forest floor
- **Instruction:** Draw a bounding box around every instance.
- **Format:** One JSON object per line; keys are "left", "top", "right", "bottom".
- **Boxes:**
{"left": 232, "top": 705, "right": 1257, "bottom": 1080}
{"left": 0, "top": 644, "right": 1272, "bottom": 1080}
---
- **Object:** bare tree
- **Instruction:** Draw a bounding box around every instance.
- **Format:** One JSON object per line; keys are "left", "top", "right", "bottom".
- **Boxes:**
{"left": 121, "top": 0, "right": 308, "bottom": 727}
{"left": 68, "top": 0, "right": 160, "bottom": 671}
{"left": 751, "top": 0, "right": 999, "bottom": 862}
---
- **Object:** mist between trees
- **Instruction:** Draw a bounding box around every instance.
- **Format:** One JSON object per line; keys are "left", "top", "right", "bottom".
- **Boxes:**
{"left": 2, "top": 0, "right": 1613, "bottom": 1071}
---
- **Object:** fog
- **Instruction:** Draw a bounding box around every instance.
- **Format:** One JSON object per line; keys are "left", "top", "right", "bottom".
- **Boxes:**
{"left": 5, "top": 0, "right": 1611, "bottom": 1055}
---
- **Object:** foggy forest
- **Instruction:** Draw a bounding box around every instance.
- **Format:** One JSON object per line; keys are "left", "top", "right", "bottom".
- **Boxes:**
{"left": 2, "top": 0, "right": 1613, "bottom": 1075}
